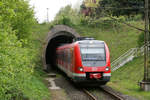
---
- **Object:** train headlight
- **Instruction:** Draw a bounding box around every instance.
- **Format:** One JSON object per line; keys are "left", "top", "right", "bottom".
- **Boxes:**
{"left": 78, "top": 67, "right": 84, "bottom": 72}
{"left": 105, "top": 67, "right": 109, "bottom": 71}
{"left": 89, "top": 41, "right": 93, "bottom": 44}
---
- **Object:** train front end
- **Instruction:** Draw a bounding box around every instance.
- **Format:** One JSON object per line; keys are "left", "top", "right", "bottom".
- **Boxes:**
{"left": 73, "top": 39, "right": 111, "bottom": 85}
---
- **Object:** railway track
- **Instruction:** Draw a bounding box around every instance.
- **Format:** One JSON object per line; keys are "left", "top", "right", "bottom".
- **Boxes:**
{"left": 83, "top": 88, "right": 98, "bottom": 100}
{"left": 83, "top": 86, "right": 124, "bottom": 100}
{"left": 47, "top": 71, "right": 125, "bottom": 100}
{"left": 100, "top": 86, "right": 124, "bottom": 100}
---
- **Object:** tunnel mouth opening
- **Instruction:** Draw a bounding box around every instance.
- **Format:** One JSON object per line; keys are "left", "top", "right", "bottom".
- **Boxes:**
{"left": 45, "top": 34, "right": 75, "bottom": 70}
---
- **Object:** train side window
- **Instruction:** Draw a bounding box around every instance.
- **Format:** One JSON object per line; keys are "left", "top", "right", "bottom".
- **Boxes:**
{"left": 64, "top": 50, "right": 66, "bottom": 62}
{"left": 60, "top": 51, "right": 63, "bottom": 60}
{"left": 63, "top": 51, "right": 65, "bottom": 62}
{"left": 68, "top": 49, "right": 71, "bottom": 63}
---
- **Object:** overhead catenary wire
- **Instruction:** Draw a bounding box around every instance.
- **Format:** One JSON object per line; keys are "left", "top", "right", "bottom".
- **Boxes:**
{"left": 97, "top": 7, "right": 146, "bottom": 32}
{"left": 97, "top": 7, "right": 144, "bottom": 10}
{"left": 106, "top": 15, "right": 146, "bottom": 32}
{"left": 83, "top": 5, "right": 146, "bottom": 32}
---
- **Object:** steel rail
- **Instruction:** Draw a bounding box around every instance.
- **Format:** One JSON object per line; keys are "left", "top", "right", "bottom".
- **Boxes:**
{"left": 82, "top": 89, "right": 98, "bottom": 100}
{"left": 100, "top": 86, "right": 124, "bottom": 100}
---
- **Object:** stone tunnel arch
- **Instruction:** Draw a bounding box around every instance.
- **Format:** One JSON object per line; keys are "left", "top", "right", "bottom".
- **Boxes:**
{"left": 42, "top": 25, "right": 80, "bottom": 71}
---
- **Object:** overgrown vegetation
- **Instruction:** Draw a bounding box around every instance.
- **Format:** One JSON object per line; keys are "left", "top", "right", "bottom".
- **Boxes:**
{"left": 50, "top": 5, "right": 143, "bottom": 61}
{"left": 74, "top": 1, "right": 150, "bottom": 99}
{"left": 81, "top": 0, "right": 144, "bottom": 18}
{"left": 0, "top": 0, "right": 147, "bottom": 99}
{"left": 50, "top": 4, "right": 148, "bottom": 100}
{"left": 0, "top": 0, "right": 49, "bottom": 100}
{"left": 108, "top": 56, "right": 150, "bottom": 100}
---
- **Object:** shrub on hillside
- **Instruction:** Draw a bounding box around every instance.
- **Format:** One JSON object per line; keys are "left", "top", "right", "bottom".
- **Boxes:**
{"left": 0, "top": 26, "right": 31, "bottom": 99}
{"left": 48, "top": 16, "right": 73, "bottom": 29}
{"left": 0, "top": 24, "right": 49, "bottom": 100}
{"left": 80, "top": 16, "right": 90, "bottom": 25}
{"left": 0, "top": 0, "right": 49, "bottom": 100}
{"left": 49, "top": 5, "right": 82, "bottom": 28}
{"left": 79, "top": 16, "right": 125, "bottom": 29}
{"left": 137, "top": 32, "right": 146, "bottom": 47}
{"left": 56, "top": 16, "right": 73, "bottom": 26}
{"left": 0, "top": 0, "right": 36, "bottom": 40}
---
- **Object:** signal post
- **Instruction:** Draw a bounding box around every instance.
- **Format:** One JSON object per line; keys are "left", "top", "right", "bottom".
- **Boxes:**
{"left": 140, "top": 0, "right": 150, "bottom": 91}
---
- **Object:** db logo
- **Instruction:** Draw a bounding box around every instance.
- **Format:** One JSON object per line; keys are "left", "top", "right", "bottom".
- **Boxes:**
{"left": 92, "top": 67, "right": 97, "bottom": 71}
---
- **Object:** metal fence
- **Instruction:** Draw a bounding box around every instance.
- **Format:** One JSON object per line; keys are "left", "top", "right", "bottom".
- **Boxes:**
{"left": 111, "top": 45, "right": 144, "bottom": 71}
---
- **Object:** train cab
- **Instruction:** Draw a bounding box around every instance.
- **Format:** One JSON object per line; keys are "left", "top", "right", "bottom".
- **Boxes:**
{"left": 56, "top": 38, "right": 111, "bottom": 85}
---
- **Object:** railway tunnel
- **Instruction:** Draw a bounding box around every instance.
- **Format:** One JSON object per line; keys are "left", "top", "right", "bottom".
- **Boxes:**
{"left": 42, "top": 25, "right": 80, "bottom": 71}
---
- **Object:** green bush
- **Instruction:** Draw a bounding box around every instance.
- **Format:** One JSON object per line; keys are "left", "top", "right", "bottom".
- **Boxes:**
{"left": 137, "top": 32, "right": 144, "bottom": 47}
{"left": 0, "top": 24, "right": 49, "bottom": 100}
{"left": 0, "top": 27, "right": 30, "bottom": 99}
{"left": 56, "top": 16, "right": 73, "bottom": 26}
{"left": 125, "top": 14, "right": 143, "bottom": 21}
{"left": 0, "top": 23, "right": 49, "bottom": 100}
{"left": 0, "top": 0, "right": 50, "bottom": 100}
{"left": 137, "top": 32, "right": 150, "bottom": 47}
{"left": 0, "top": 0, "right": 36, "bottom": 40}
{"left": 50, "top": 5, "right": 82, "bottom": 28}
{"left": 49, "top": 15, "right": 74, "bottom": 29}
{"left": 79, "top": 16, "right": 124, "bottom": 29}
{"left": 80, "top": 16, "right": 90, "bottom": 25}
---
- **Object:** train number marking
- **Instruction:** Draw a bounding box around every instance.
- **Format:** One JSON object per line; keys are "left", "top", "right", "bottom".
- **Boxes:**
{"left": 92, "top": 67, "right": 97, "bottom": 71}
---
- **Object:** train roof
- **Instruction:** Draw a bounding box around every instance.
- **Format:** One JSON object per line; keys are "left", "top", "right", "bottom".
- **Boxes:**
{"left": 57, "top": 39, "right": 105, "bottom": 50}
{"left": 76, "top": 40, "right": 105, "bottom": 44}
{"left": 75, "top": 37, "right": 104, "bottom": 44}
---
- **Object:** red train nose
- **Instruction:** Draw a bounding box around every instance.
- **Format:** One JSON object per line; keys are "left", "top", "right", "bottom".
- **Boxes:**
{"left": 89, "top": 73, "right": 102, "bottom": 79}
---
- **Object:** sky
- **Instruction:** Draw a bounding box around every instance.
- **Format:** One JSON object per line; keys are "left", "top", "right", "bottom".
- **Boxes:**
{"left": 29, "top": 0, "right": 83, "bottom": 23}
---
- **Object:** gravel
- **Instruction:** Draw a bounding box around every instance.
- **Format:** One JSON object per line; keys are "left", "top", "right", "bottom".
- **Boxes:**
{"left": 47, "top": 70, "right": 138, "bottom": 100}
{"left": 54, "top": 75, "right": 91, "bottom": 100}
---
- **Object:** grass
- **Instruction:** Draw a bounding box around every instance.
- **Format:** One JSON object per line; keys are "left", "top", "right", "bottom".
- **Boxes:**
{"left": 23, "top": 75, "right": 50, "bottom": 100}
{"left": 27, "top": 23, "right": 52, "bottom": 100}
{"left": 72, "top": 21, "right": 149, "bottom": 99}
{"left": 108, "top": 56, "right": 150, "bottom": 100}
{"left": 31, "top": 20, "right": 145, "bottom": 99}
{"left": 73, "top": 21, "right": 143, "bottom": 61}
{"left": 32, "top": 23, "right": 51, "bottom": 42}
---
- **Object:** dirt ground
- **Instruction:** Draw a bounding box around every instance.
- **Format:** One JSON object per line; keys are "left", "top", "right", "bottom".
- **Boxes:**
{"left": 50, "top": 90, "right": 69, "bottom": 100}
{"left": 45, "top": 72, "right": 137, "bottom": 100}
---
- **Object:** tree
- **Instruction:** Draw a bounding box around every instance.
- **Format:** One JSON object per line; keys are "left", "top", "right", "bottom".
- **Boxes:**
{"left": 0, "top": 0, "right": 36, "bottom": 40}
{"left": 80, "top": 0, "right": 100, "bottom": 16}
{"left": 99, "top": 0, "right": 144, "bottom": 17}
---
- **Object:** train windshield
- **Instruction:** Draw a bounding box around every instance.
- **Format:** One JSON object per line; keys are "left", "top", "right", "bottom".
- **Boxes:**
{"left": 81, "top": 48, "right": 104, "bottom": 54}
{"left": 81, "top": 47, "right": 105, "bottom": 61}
{"left": 80, "top": 47, "right": 106, "bottom": 67}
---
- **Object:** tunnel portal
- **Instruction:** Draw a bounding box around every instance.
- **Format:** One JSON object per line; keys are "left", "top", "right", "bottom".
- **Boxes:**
{"left": 42, "top": 25, "right": 80, "bottom": 71}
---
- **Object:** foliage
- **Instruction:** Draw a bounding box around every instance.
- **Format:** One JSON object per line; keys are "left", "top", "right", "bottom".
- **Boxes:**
{"left": 80, "top": 15, "right": 127, "bottom": 29}
{"left": 108, "top": 57, "right": 150, "bottom": 100}
{"left": 55, "top": 15, "right": 73, "bottom": 26}
{"left": 0, "top": 0, "right": 36, "bottom": 40}
{"left": 50, "top": 5, "right": 81, "bottom": 28}
{"left": 83, "top": 0, "right": 100, "bottom": 8}
{"left": 51, "top": 5, "right": 126, "bottom": 29}
{"left": 80, "top": 0, "right": 144, "bottom": 21}
{"left": 137, "top": 32, "right": 144, "bottom": 47}
{"left": 137, "top": 31, "right": 150, "bottom": 47}
{"left": 72, "top": 18, "right": 147, "bottom": 99}
{"left": 52, "top": 5, "right": 143, "bottom": 61}
{"left": 99, "top": 0, "right": 144, "bottom": 17}
{"left": 52, "top": 4, "right": 146, "bottom": 100}
{"left": 73, "top": 21, "right": 142, "bottom": 61}
{"left": 0, "top": 22, "right": 49, "bottom": 100}
{"left": 0, "top": 0, "right": 50, "bottom": 100}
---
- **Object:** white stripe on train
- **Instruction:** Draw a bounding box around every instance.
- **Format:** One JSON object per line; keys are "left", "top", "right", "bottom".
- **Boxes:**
{"left": 57, "top": 64, "right": 111, "bottom": 78}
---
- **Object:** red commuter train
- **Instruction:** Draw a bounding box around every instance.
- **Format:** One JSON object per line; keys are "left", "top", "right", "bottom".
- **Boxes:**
{"left": 56, "top": 38, "right": 111, "bottom": 85}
